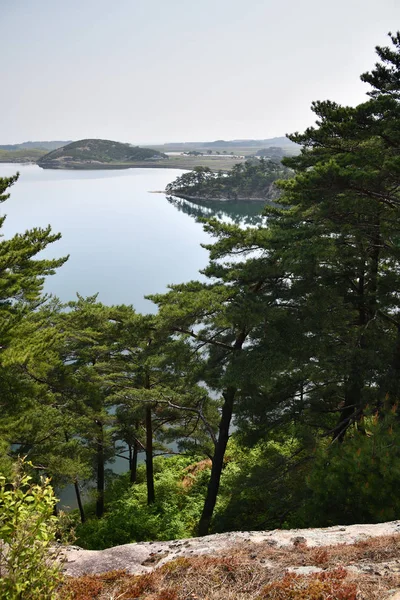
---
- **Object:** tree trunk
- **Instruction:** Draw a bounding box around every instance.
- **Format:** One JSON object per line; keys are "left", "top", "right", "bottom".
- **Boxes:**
{"left": 197, "top": 327, "right": 247, "bottom": 536}
{"left": 333, "top": 376, "right": 363, "bottom": 442}
{"left": 128, "top": 443, "right": 132, "bottom": 474}
{"left": 130, "top": 440, "right": 139, "bottom": 484}
{"left": 380, "top": 323, "right": 400, "bottom": 410}
{"left": 145, "top": 405, "right": 155, "bottom": 504}
{"left": 333, "top": 266, "right": 368, "bottom": 443}
{"left": 96, "top": 422, "right": 105, "bottom": 518}
{"left": 74, "top": 479, "right": 86, "bottom": 523}
{"left": 198, "top": 385, "right": 236, "bottom": 536}
{"left": 64, "top": 430, "right": 86, "bottom": 523}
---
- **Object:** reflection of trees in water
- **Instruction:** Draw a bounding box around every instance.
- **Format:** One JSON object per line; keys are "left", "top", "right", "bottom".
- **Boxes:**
{"left": 166, "top": 195, "right": 266, "bottom": 226}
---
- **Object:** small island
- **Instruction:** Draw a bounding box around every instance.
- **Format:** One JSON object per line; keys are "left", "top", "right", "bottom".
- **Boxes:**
{"left": 37, "top": 139, "right": 167, "bottom": 169}
{"left": 165, "top": 159, "right": 291, "bottom": 202}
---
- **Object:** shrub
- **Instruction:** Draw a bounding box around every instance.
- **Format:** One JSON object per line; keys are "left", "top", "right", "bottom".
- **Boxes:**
{"left": 297, "top": 409, "right": 400, "bottom": 527}
{"left": 0, "top": 460, "right": 65, "bottom": 599}
{"left": 75, "top": 455, "right": 208, "bottom": 549}
{"left": 213, "top": 436, "right": 310, "bottom": 532}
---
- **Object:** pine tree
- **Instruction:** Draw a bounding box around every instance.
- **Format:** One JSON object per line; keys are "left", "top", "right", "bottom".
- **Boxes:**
{"left": 151, "top": 32, "right": 400, "bottom": 534}
{"left": 149, "top": 224, "right": 299, "bottom": 535}
{"left": 0, "top": 174, "right": 67, "bottom": 344}
{"left": 0, "top": 175, "right": 67, "bottom": 473}
{"left": 9, "top": 295, "right": 219, "bottom": 519}
{"left": 277, "top": 32, "right": 400, "bottom": 439}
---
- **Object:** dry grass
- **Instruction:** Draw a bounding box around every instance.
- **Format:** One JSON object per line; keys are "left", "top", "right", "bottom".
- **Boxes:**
{"left": 239, "top": 532, "right": 400, "bottom": 569}
{"left": 59, "top": 535, "right": 400, "bottom": 600}
{"left": 182, "top": 459, "right": 212, "bottom": 489}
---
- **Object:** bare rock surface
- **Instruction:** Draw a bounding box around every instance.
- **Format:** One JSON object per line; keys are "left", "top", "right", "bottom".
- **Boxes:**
{"left": 62, "top": 520, "right": 400, "bottom": 576}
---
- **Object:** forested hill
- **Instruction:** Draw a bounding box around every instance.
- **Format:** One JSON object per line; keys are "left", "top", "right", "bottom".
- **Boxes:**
{"left": 165, "top": 159, "right": 291, "bottom": 201}
{"left": 37, "top": 139, "right": 167, "bottom": 169}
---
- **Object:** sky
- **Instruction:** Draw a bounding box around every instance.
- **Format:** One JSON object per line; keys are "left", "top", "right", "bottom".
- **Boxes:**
{"left": 1, "top": 0, "right": 400, "bottom": 145}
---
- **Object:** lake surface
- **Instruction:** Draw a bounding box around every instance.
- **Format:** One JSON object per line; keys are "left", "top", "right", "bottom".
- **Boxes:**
{"left": 0, "top": 164, "right": 213, "bottom": 311}
{"left": 0, "top": 163, "right": 265, "bottom": 508}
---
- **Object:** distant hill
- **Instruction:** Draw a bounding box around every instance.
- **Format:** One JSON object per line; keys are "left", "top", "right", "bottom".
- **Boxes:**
{"left": 203, "top": 137, "right": 297, "bottom": 148}
{"left": 0, "top": 141, "right": 71, "bottom": 151}
{"left": 38, "top": 139, "right": 167, "bottom": 169}
{"left": 147, "top": 137, "right": 299, "bottom": 156}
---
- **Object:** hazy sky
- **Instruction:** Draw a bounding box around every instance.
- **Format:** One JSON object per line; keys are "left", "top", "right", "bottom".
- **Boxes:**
{"left": 2, "top": 0, "right": 400, "bottom": 144}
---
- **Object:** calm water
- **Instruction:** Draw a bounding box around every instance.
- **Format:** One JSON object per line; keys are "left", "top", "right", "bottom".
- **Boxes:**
{"left": 0, "top": 164, "right": 213, "bottom": 311}
{"left": 0, "top": 163, "right": 264, "bottom": 508}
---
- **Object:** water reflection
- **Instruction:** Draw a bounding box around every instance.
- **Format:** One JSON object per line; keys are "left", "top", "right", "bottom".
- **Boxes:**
{"left": 166, "top": 195, "right": 267, "bottom": 226}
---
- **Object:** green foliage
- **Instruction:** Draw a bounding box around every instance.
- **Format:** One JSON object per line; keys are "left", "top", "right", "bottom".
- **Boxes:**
{"left": 165, "top": 159, "right": 290, "bottom": 199}
{"left": 214, "top": 435, "right": 312, "bottom": 532}
{"left": 255, "top": 146, "right": 285, "bottom": 159}
{"left": 0, "top": 174, "right": 67, "bottom": 483}
{"left": 75, "top": 456, "right": 208, "bottom": 549}
{"left": 3, "top": 33, "right": 400, "bottom": 547}
{"left": 0, "top": 460, "right": 64, "bottom": 599}
{"left": 156, "top": 31, "right": 400, "bottom": 536}
{"left": 38, "top": 138, "right": 166, "bottom": 167}
{"left": 296, "top": 409, "right": 400, "bottom": 527}
{"left": 0, "top": 173, "right": 67, "bottom": 344}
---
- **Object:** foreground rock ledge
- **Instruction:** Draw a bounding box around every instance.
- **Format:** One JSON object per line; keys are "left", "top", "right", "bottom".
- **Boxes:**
{"left": 62, "top": 520, "right": 400, "bottom": 577}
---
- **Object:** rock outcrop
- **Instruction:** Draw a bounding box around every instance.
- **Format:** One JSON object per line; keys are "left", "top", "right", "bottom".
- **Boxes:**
{"left": 62, "top": 520, "right": 400, "bottom": 577}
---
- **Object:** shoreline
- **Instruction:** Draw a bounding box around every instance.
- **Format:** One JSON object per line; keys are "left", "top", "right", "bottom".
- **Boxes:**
{"left": 167, "top": 192, "right": 272, "bottom": 204}
{"left": 37, "top": 162, "right": 186, "bottom": 171}
{"left": 7, "top": 156, "right": 246, "bottom": 173}
{"left": 37, "top": 161, "right": 237, "bottom": 172}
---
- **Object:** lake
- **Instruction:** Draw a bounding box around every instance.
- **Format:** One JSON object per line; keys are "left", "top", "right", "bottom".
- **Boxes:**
{"left": 0, "top": 163, "right": 264, "bottom": 508}
{"left": 0, "top": 164, "right": 214, "bottom": 311}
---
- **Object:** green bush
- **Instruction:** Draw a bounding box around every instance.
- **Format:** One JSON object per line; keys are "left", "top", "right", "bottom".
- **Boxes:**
{"left": 75, "top": 455, "right": 208, "bottom": 549}
{"left": 295, "top": 409, "right": 400, "bottom": 527}
{"left": 0, "top": 460, "right": 64, "bottom": 599}
{"left": 213, "top": 435, "right": 310, "bottom": 532}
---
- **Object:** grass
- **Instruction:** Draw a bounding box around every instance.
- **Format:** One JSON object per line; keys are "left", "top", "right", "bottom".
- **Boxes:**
{"left": 59, "top": 534, "right": 400, "bottom": 599}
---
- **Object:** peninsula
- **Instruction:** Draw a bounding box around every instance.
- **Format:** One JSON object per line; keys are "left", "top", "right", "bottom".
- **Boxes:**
{"left": 165, "top": 159, "right": 291, "bottom": 202}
